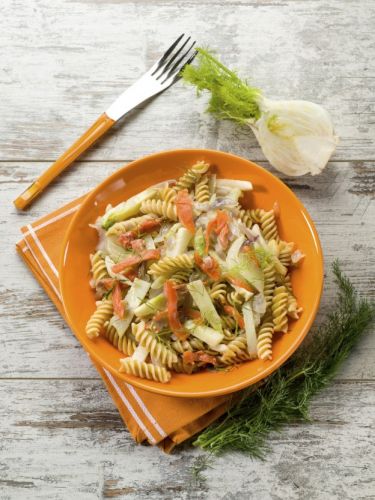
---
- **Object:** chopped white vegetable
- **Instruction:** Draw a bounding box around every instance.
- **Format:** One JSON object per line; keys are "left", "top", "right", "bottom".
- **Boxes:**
{"left": 106, "top": 236, "right": 131, "bottom": 262}
{"left": 232, "top": 285, "right": 253, "bottom": 302}
{"left": 187, "top": 280, "right": 223, "bottom": 333}
{"left": 110, "top": 279, "right": 150, "bottom": 337}
{"left": 131, "top": 345, "right": 150, "bottom": 362}
{"left": 185, "top": 321, "right": 224, "bottom": 347}
{"left": 209, "top": 343, "right": 228, "bottom": 353}
{"left": 251, "top": 224, "right": 268, "bottom": 249}
{"left": 143, "top": 234, "right": 156, "bottom": 250}
{"left": 166, "top": 227, "right": 192, "bottom": 257}
{"left": 242, "top": 302, "right": 257, "bottom": 356}
{"left": 134, "top": 294, "right": 166, "bottom": 317}
{"left": 226, "top": 236, "right": 245, "bottom": 267}
{"left": 216, "top": 179, "right": 253, "bottom": 191}
{"left": 150, "top": 275, "right": 168, "bottom": 290}
{"left": 101, "top": 188, "right": 156, "bottom": 229}
{"left": 105, "top": 256, "right": 132, "bottom": 284}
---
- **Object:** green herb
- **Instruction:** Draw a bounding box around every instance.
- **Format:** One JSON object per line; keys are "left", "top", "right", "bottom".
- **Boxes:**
{"left": 182, "top": 48, "right": 261, "bottom": 124}
{"left": 193, "top": 261, "right": 375, "bottom": 456}
{"left": 253, "top": 247, "right": 274, "bottom": 270}
{"left": 189, "top": 454, "right": 214, "bottom": 486}
{"left": 102, "top": 289, "right": 113, "bottom": 300}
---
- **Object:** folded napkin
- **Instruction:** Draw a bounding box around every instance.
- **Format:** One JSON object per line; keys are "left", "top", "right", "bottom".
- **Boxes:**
{"left": 16, "top": 197, "right": 233, "bottom": 452}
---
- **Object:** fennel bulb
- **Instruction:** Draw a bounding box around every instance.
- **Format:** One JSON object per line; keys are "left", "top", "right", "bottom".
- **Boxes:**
{"left": 183, "top": 48, "right": 338, "bottom": 176}
{"left": 252, "top": 97, "right": 338, "bottom": 176}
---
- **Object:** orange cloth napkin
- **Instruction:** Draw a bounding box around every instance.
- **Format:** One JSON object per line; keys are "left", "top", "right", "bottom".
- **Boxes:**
{"left": 16, "top": 197, "right": 233, "bottom": 452}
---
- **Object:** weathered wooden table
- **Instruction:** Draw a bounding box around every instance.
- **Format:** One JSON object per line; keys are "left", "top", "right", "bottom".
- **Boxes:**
{"left": 1, "top": 1, "right": 374, "bottom": 498}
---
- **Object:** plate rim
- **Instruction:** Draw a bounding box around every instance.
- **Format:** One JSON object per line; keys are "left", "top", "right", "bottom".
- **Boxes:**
{"left": 59, "top": 148, "right": 324, "bottom": 398}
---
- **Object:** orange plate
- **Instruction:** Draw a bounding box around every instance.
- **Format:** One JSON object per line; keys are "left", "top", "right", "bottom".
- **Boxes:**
{"left": 60, "top": 149, "right": 323, "bottom": 398}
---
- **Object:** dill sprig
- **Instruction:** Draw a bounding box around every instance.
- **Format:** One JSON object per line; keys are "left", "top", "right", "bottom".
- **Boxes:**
{"left": 182, "top": 48, "right": 261, "bottom": 124}
{"left": 193, "top": 261, "right": 375, "bottom": 456}
{"left": 189, "top": 454, "right": 214, "bottom": 487}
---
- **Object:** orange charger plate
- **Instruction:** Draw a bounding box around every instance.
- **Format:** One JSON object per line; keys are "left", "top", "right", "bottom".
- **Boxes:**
{"left": 60, "top": 149, "right": 323, "bottom": 398}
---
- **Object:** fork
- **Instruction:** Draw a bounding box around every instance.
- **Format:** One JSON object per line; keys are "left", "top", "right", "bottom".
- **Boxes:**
{"left": 14, "top": 34, "right": 197, "bottom": 209}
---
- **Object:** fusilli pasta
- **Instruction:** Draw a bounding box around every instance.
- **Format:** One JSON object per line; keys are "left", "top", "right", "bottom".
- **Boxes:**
{"left": 119, "top": 358, "right": 171, "bottom": 383}
{"left": 85, "top": 300, "right": 113, "bottom": 339}
{"left": 90, "top": 251, "right": 109, "bottom": 284}
{"left": 263, "top": 263, "right": 276, "bottom": 308}
{"left": 278, "top": 240, "right": 294, "bottom": 267}
{"left": 221, "top": 336, "right": 251, "bottom": 364}
{"left": 104, "top": 322, "right": 137, "bottom": 356}
{"left": 158, "top": 186, "right": 177, "bottom": 203}
{"left": 209, "top": 281, "right": 227, "bottom": 303}
{"left": 140, "top": 199, "right": 177, "bottom": 221}
{"left": 175, "top": 161, "right": 209, "bottom": 191}
{"left": 148, "top": 254, "right": 194, "bottom": 277}
{"left": 256, "top": 318, "right": 274, "bottom": 360}
{"left": 133, "top": 324, "right": 178, "bottom": 367}
{"left": 194, "top": 174, "right": 210, "bottom": 203}
{"left": 272, "top": 286, "right": 289, "bottom": 333}
{"left": 260, "top": 209, "right": 279, "bottom": 241}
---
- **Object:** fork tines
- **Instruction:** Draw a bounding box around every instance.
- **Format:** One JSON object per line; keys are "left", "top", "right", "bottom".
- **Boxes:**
{"left": 151, "top": 34, "right": 197, "bottom": 84}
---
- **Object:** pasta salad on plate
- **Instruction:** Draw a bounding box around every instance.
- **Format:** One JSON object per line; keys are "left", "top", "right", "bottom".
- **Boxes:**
{"left": 86, "top": 161, "right": 303, "bottom": 383}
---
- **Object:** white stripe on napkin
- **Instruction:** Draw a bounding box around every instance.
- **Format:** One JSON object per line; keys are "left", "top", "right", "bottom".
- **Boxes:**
{"left": 27, "top": 224, "right": 59, "bottom": 278}
{"left": 23, "top": 204, "right": 80, "bottom": 237}
{"left": 103, "top": 368, "right": 156, "bottom": 444}
{"left": 126, "top": 383, "right": 167, "bottom": 438}
{"left": 23, "top": 237, "right": 62, "bottom": 301}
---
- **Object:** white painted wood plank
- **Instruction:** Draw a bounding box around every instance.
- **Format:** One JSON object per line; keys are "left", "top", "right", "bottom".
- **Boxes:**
{"left": 0, "top": 1, "right": 374, "bottom": 497}
{"left": 1, "top": 160, "right": 374, "bottom": 379}
{"left": 0, "top": 379, "right": 374, "bottom": 499}
{"left": 0, "top": 0, "right": 374, "bottom": 161}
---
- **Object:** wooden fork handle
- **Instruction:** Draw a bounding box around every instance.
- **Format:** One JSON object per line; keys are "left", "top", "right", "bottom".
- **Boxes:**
{"left": 13, "top": 113, "right": 115, "bottom": 210}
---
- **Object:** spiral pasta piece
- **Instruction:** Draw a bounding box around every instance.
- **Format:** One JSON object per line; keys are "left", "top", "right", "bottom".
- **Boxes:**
{"left": 276, "top": 272, "right": 293, "bottom": 293}
{"left": 209, "top": 281, "right": 227, "bottom": 303}
{"left": 90, "top": 251, "right": 109, "bottom": 284}
{"left": 221, "top": 315, "right": 237, "bottom": 330}
{"left": 221, "top": 336, "right": 251, "bottom": 364}
{"left": 226, "top": 291, "right": 245, "bottom": 308}
{"left": 260, "top": 210, "right": 279, "bottom": 242}
{"left": 175, "top": 161, "right": 209, "bottom": 191}
{"left": 85, "top": 300, "right": 113, "bottom": 339}
{"left": 249, "top": 209, "right": 265, "bottom": 224}
{"left": 236, "top": 208, "right": 254, "bottom": 228}
{"left": 287, "top": 293, "right": 303, "bottom": 320}
{"left": 148, "top": 254, "right": 194, "bottom": 277}
{"left": 140, "top": 199, "right": 177, "bottom": 221}
{"left": 278, "top": 241, "right": 294, "bottom": 267}
{"left": 158, "top": 186, "right": 177, "bottom": 203}
{"left": 106, "top": 215, "right": 156, "bottom": 237}
{"left": 104, "top": 322, "right": 137, "bottom": 356}
{"left": 257, "top": 318, "right": 274, "bottom": 360}
{"left": 169, "top": 269, "right": 191, "bottom": 284}
{"left": 194, "top": 174, "right": 210, "bottom": 203}
{"left": 171, "top": 338, "right": 206, "bottom": 354}
{"left": 272, "top": 286, "right": 288, "bottom": 333}
{"left": 133, "top": 325, "right": 178, "bottom": 368}
{"left": 263, "top": 263, "right": 276, "bottom": 308}
{"left": 119, "top": 359, "right": 171, "bottom": 383}
{"left": 223, "top": 328, "right": 237, "bottom": 341}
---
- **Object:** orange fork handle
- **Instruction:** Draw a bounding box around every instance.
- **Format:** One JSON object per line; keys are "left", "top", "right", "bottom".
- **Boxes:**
{"left": 13, "top": 113, "right": 115, "bottom": 210}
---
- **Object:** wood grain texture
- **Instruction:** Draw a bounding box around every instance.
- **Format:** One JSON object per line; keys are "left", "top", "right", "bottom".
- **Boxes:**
{"left": 1, "top": 0, "right": 374, "bottom": 498}
{"left": 0, "top": 380, "right": 374, "bottom": 499}
{"left": 0, "top": 0, "right": 374, "bottom": 162}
